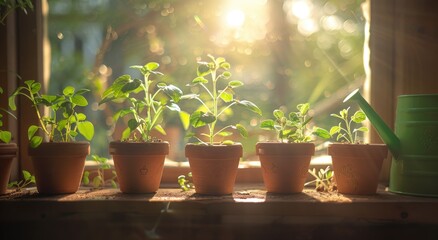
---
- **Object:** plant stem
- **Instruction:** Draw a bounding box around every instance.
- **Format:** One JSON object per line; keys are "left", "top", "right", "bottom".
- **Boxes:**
{"left": 346, "top": 118, "right": 354, "bottom": 143}
{"left": 144, "top": 73, "right": 152, "bottom": 141}
{"left": 209, "top": 64, "right": 218, "bottom": 144}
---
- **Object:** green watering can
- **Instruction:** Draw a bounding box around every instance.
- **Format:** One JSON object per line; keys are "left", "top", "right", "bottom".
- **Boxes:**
{"left": 345, "top": 89, "right": 438, "bottom": 197}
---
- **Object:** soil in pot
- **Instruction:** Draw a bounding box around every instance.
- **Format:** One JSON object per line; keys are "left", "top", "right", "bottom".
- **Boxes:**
{"left": 0, "top": 143, "right": 18, "bottom": 195}
{"left": 185, "top": 143, "right": 242, "bottom": 195}
{"left": 29, "top": 142, "right": 89, "bottom": 195}
{"left": 109, "top": 141, "right": 169, "bottom": 193}
{"left": 328, "top": 143, "right": 388, "bottom": 195}
{"left": 256, "top": 142, "right": 315, "bottom": 193}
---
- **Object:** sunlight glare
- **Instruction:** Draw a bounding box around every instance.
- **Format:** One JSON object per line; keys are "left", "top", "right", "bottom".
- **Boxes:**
{"left": 226, "top": 9, "right": 245, "bottom": 28}
{"left": 291, "top": 0, "right": 313, "bottom": 19}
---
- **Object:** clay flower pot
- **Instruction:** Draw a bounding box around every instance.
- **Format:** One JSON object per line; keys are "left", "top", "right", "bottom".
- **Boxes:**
{"left": 185, "top": 143, "right": 242, "bottom": 195}
{"left": 109, "top": 141, "right": 169, "bottom": 193}
{"left": 0, "top": 143, "right": 18, "bottom": 195}
{"left": 256, "top": 142, "right": 315, "bottom": 193}
{"left": 29, "top": 142, "right": 90, "bottom": 195}
{"left": 328, "top": 143, "right": 388, "bottom": 195}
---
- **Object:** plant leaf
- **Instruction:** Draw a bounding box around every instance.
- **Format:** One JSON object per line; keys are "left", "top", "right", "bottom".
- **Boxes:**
{"left": 220, "top": 62, "right": 230, "bottom": 70}
{"left": 154, "top": 124, "right": 166, "bottom": 135}
{"left": 71, "top": 94, "right": 88, "bottom": 106}
{"left": 28, "top": 125, "right": 39, "bottom": 140}
{"left": 22, "top": 170, "right": 32, "bottom": 180}
{"left": 353, "top": 126, "right": 368, "bottom": 133}
{"left": 77, "top": 121, "right": 94, "bottom": 141}
{"left": 237, "top": 100, "right": 262, "bottom": 115}
{"left": 121, "top": 127, "right": 131, "bottom": 140}
{"left": 0, "top": 131, "right": 11, "bottom": 143}
{"left": 298, "top": 103, "right": 310, "bottom": 115}
{"left": 161, "top": 84, "right": 183, "bottom": 103}
{"left": 113, "top": 108, "right": 134, "bottom": 122}
{"left": 217, "top": 131, "right": 233, "bottom": 137}
{"left": 260, "top": 119, "right": 275, "bottom": 130}
{"left": 93, "top": 176, "right": 103, "bottom": 188}
{"left": 197, "top": 63, "right": 211, "bottom": 77}
{"left": 121, "top": 78, "right": 142, "bottom": 93}
{"left": 179, "top": 111, "right": 190, "bottom": 130}
{"left": 313, "top": 127, "right": 331, "bottom": 139}
{"left": 236, "top": 124, "right": 248, "bottom": 138}
{"left": 166, "top": 103, "right": 181, "bottom": 112}
{"left": 30, "top": 136, "right": 43, "bottom": 148}
{"left": 30, "top": 82, "right": 41, "bottom": 94}
{"left": 273, "top": 109, "right": 284, "bottom": 119}
{"left": 128, "top": 119, "right": 139, "bottom": 131}
{"left": 190, "top": 111, "right": 216, "bottom": 128}
{"left": 145, "top": 62, "right": 159, "bottom": 71}
{"left": 192, "top": 77, "right": 208, "bottom": 84}
{"left": 63, "top": 86, "right": 75, "bottom": 96}
{"left": 330, "top": 126, "right": 341, "bottom": 136}
{"left": 219, "top": 91, "right": 233, "bottom": 103}
{"left": 228, "top": 80, "right": 243, "bottom": 88}
{"left": 82, "top": 171, "right": 90, "bottom": 185}
{"left": 352, "top": 110, "right": 366, "bottom": 123}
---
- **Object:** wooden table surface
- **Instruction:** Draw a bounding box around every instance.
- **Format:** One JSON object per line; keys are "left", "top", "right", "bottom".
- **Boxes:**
{"left": 1, "top": 185, "right": 438, "bottom": 240}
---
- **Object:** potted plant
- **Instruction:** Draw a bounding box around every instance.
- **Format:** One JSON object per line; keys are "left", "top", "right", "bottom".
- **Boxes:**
{"left": 0, "top": 86, "right": 18, "bottom": 195}
{"left": 256, "top": 103, "right": 319, "bottom": 193}
{"left": 100, "top": 62, "right": 183, "bottom": 193}
{"left": 9, "top": 80, "right": 94, "bottom": 194}
{"left": 184, "top": 55, "right": 262, "bottom": 195}
{"left": 314, "top": 108, "right": 388, "bottom": 195}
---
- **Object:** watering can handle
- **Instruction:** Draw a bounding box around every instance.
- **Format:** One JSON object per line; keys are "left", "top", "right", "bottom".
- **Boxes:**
{"left": 344, "top": 89, "right": 401, "bottom": 158}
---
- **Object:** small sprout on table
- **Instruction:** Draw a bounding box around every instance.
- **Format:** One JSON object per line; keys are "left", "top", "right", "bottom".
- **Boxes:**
{"left": 8, "top": 170, "right": 36, "bottom": 191}
{"left": 178, "top": 172, "right": 194, "bottom": 191}
{"left": 82, "top": 155, "right": 117, "bottom": 188}
{"left": 305, "top": 166, "right": 336, "bottom": 192}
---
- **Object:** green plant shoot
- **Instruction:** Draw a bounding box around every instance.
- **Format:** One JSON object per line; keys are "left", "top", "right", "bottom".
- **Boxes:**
{"left": 314, "top": 107, "right": 368, "bottom": 143}
{"left": 8, "top": 170, "right": 36, "bottom": 191}
{"left": 100, "top": 62, "right": 183, "bottom": 142}
{"left": 305, "top": 166, "right": 336, "bottom": 192}
{"left": 9, "top": 80, "right": 95, "bottom": 148}
{"left": 82, "top": 155, "right": 117, "bottom": 188}
{"left": 183, "top": 55, "right": 262, "bottom": 145}
{"left": 178, "top": 172, "right": 194, "bottom": 191}
{"left": 260, "top": 103, "right": 317, "bottom": 143}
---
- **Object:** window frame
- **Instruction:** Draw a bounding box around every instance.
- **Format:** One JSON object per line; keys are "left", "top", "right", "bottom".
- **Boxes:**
{"left": 4, "top": 0, "right": 438, "bottom": 185}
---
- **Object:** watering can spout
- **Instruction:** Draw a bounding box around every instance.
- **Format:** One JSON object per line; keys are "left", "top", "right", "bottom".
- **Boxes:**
{"left": 344, "top": 89, "right": 401, "bottom": 157}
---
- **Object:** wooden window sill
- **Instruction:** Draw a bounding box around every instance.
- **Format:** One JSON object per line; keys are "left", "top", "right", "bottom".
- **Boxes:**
{"left": 1, "top": 185, "right": 438, "bottom": 239}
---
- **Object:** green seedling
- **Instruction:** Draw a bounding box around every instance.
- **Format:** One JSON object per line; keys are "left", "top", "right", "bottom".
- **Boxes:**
{"left": 314, "top": 107, "right": 368, "bottom": 143}
{"left": 82, "top": 155, "right": 117, "bottom": 188}
{"left": 260, "top": 103, "right": 317, "bottom": 143}
{"left": 178, "top": 172, "right": 194, "bottom": 191}
{"left": 305, "top": 166, "right": 336, "bottom": 192}
{"left": 183, "top": 54, "right": 262, "bottom": 145}
{"left": 9, "top": 80, "right": 95, "bottom": 148}
{"left": 0, "top": 86, "right": 16, "bottom": 143}
{"left": 100, "top": 62, "right": 183, "bottom": 142}
{"left": 8, "top": 170, "right": 36, "bottom": 191}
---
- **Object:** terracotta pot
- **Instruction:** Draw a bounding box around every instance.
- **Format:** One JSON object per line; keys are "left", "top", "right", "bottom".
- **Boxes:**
{"left": 0, "top": 143, "right": 18, "bottom": 195}
{"left": 109, "top": 141, "right": 169, "bottom": 193}
{"left": 328, "top": 143, "right": 388, "bottom": 195}
{"left": 29, "top": 142, "right": 89, "bottom": 195}
{"left": 256, "top": 142, "right": 315, "bottom": 193}
{"left": 185, "top": 143, "right": 242, "bottom": 195}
